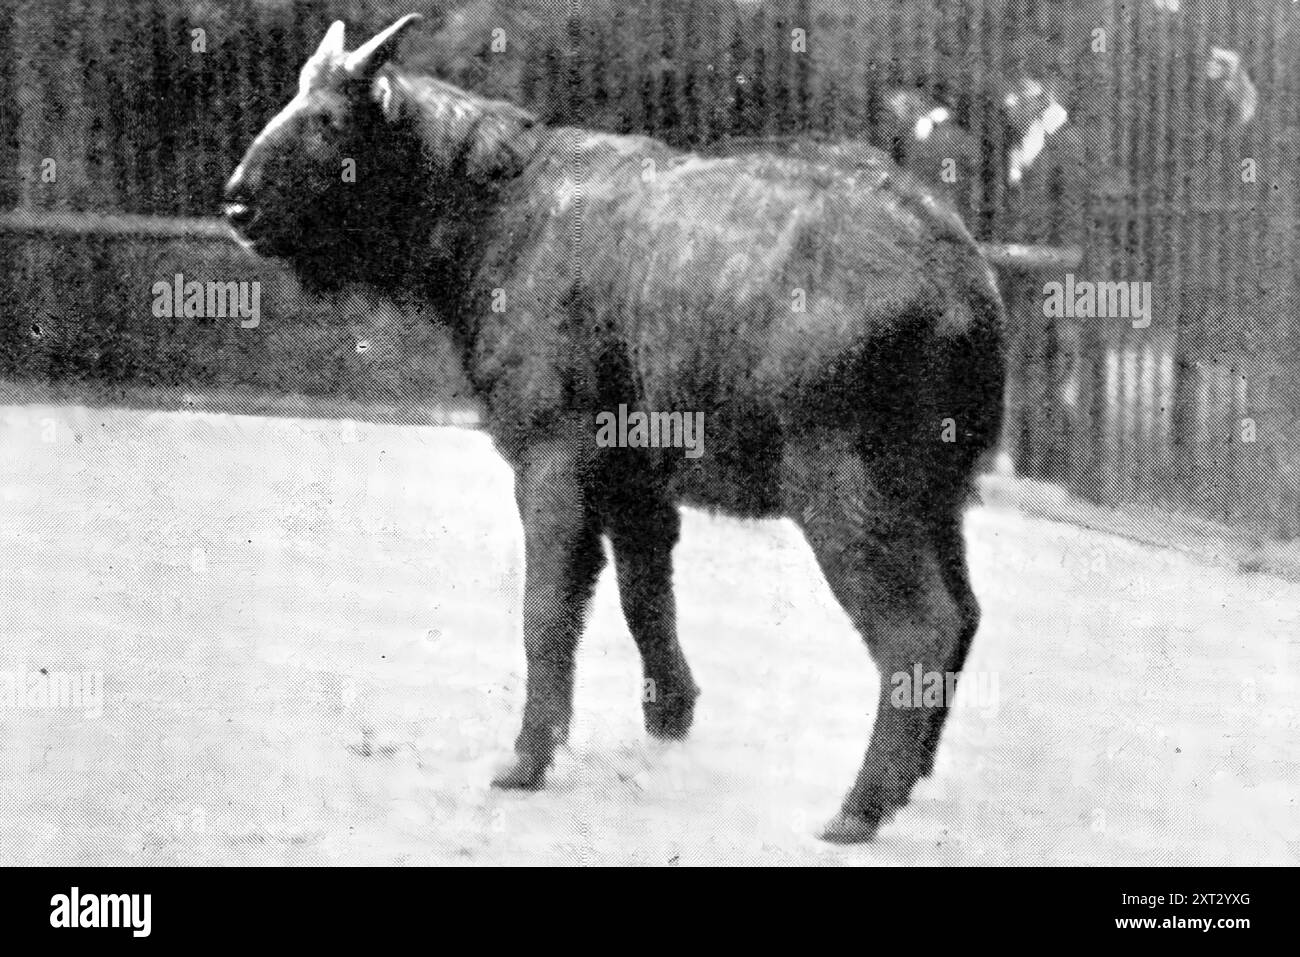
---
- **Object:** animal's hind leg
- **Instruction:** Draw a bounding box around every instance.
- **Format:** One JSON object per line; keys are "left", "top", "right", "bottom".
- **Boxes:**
{"left": 916, "top": 513, "right": 981, "bottom": 779}
{"left": 606, "top": 496, "right": 699, "bottom": 739}
{"left": 782, "top": 431, "right": 965, "bottom": 843}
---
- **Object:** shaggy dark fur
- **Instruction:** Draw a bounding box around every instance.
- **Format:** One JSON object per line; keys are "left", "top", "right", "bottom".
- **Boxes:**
{"left": 225, "top": 17, "right": 1006, "bottom": 842}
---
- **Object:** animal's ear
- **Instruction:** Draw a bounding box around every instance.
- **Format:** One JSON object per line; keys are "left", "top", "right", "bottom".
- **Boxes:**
{"left": 344, "top": 14, "right": 424, "bottom": 84}
{"left": 373, "top": 75, "right": 404, "bottom": 123}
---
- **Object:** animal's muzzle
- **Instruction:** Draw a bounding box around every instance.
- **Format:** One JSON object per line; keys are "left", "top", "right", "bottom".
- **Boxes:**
{"left": 224, "top": 203, "right": 256, "bottom": 229}
{"left": 223, "top": 164, "right": 260, "bottom": 235}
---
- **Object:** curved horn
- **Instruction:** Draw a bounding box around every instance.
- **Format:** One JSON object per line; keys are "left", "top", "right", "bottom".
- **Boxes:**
{"left": 344, "top": 14, "right": 423, "bottom": 82}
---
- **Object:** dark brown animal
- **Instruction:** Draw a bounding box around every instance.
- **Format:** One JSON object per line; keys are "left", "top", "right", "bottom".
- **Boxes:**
{"left": 224, "top": 15, "right": 1006, "bottom": 842}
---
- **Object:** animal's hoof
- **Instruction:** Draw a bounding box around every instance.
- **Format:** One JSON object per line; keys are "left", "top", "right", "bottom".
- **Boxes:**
{"left": 644, "top": 687, "right": 699, "bottom": 740}
{"left": 491, "top": 754, "right": 548, "bottom": 791}
{"left": 818, "top": 810, "right": 881, "bottom": 844}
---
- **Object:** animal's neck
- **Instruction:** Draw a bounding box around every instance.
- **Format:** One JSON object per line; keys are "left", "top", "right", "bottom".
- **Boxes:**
{"left": 379, "top": 71, "right": 542, "bottom": 338}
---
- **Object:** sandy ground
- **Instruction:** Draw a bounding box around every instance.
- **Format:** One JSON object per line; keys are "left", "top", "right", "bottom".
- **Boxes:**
{"left": 0, "top": 403, "right": 1297, "bottom": 866}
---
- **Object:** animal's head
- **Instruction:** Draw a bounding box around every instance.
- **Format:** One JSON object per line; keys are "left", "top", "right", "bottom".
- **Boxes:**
{"left": 223, "top": 15, "right": 428, "bottom": 288}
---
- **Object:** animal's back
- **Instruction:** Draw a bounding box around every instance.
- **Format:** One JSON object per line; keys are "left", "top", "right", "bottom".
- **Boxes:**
{"left": 476, "top": 129, "right": 996, "bottom": 397}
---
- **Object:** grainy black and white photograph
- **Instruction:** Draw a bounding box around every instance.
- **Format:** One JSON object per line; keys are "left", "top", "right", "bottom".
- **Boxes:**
{"left": 0, "top": 0, "right": 1296, "bottom": 889}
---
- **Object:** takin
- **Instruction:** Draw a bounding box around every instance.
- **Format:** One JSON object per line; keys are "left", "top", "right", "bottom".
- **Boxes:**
{"left": 224, "top": 14, "right": 1007, "bottom": 843}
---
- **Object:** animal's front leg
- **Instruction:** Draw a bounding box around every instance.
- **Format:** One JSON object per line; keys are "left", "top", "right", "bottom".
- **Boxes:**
{"left": 492, "top": 438, "right": 605, "bottom": 790}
